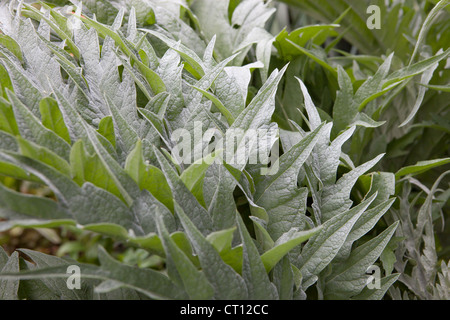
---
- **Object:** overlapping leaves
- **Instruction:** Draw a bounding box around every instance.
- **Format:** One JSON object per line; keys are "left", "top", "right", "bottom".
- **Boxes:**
{"left": 0, "top": 0, "right": 404, "bottom": 300}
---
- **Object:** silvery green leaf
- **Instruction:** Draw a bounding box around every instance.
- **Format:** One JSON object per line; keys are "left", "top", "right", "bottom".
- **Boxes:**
{"left": 298, "top": 194, "right": 377, "bottom": 289}
{"left": 155, "top": 210, "right": 214, "bottom": 300}
{"left": 82, "top": 121, "right": 141, "bottom": 206}
{"left": 0, "top": 247, "right": 186, "bottom": 300}
{"left": 0, "top": 251, "right": 20, "bottom": 300}
{"left": 324, "top": 222, "right": 399, "bottom": 299}
{"left": 154, "top": 146, "right": 213, "bottom": 235}
{"left": 203, "top": 163, "right": 238, "bottom": 230}
{"left": 7, "top": 90, "right": 71, "bottom": 161}
{"left": 321, "top": 154, "right": 384, "bottom": 221}
{"left": 174, "top": 203, "right": 248, "bottom": 299}
{"left": 236, "top": 213, "right": 279, "bottom": 300}
{"left": 0, "top": 182, "right": 69, "bottom": 220}
{"left": 255, "top": 123, "right": 327, "bottom": 240}
{"left": 0, "top": 246, "right": 8, "bottom": 268}
{"left": 226, "top": 65, "right": 288, "bottom": 171}
{"left": 0, "top": 152, "right": 81, "bottom": 207}
{"left": 131, "top": 189, "right": 176, "bottom": 236}
{"left": 273, "top": 256, "right": 294, "bottom": 300}
{"left": 352, "top": 273, "right": 400, "bottom": 300}
{"left": 16, "top": 249, "right": 93, "bottom": 300}
{"left": 0, "top": 131, "right": 18, "bottom": 151}
{"left": 0, "top": 56, "right": 43, "bottom": 117}
{"left": 261, "top": 226, "right": 322, "bottom": 273}
{"left": 70, "top": 183, "right": 135, "bottom": 231}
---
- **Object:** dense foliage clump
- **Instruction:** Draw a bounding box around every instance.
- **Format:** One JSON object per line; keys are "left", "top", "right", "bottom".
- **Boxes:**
{"left": 0, "top": 0, "right": 448, "bottom": 300}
